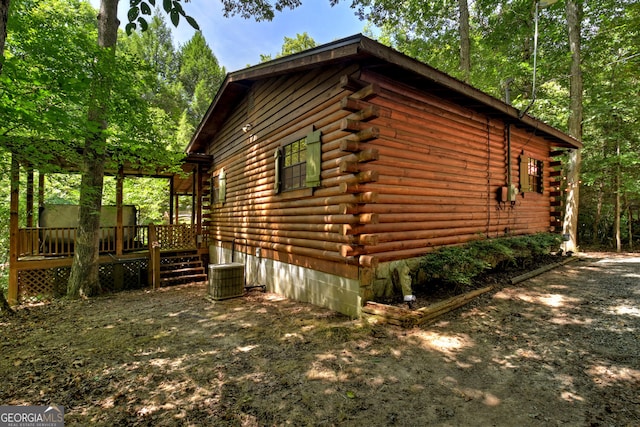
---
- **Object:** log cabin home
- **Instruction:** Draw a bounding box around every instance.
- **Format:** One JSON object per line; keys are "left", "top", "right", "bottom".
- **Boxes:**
{"left": 190, "top": 34, "right": 581, "bottom": 317}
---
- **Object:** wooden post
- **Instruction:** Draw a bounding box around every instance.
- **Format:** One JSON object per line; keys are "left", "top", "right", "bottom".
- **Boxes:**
{"left": 8, "top": 155, "right": 20, "bottom": 305}
{"left": 38, "top": 173, "right": 45, "bottom": 206}
{"left": 168, "top": 177, "right": 174, "bottom": 225}
{"left": 38, "top": 173, "right": 45, "bottom": 226}
{"left": 26, "top": 165, "right": 34, "bottom": 228}
{"left": 195, "top": 165, "right": 203, "bottom": 243}
{"left": 191, "top": 165, "right": 197, "bottom": 227}
{"left": 114, "top": 169, "right": 124, "bottom": 290}
{"left": 115, "top": 168, "right": 124, "bottom": 256}
{"left": 174, "top": 194, "right": 179, "bottom": 224}
{"left": 148, "top": 224, "right": 160, "bottom": 289}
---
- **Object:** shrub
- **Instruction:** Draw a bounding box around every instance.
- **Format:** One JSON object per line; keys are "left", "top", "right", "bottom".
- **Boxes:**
{"left": 417, "top": 233, "right": 561, "bottom": 288}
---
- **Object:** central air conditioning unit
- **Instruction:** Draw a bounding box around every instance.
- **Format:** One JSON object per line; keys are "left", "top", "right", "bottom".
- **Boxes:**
{"left": 208, "top": 263, "right": 245, "bottom": 300}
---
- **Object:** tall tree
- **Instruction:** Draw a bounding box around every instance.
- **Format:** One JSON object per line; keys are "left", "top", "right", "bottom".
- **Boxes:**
{"left": 178, "top": 31, "right": 225, "bottom": 129}
{"left": 0, "top": 0, "right": 101, "bottom": 311}
{"left": 562, "top": 0, "right": 582, "bottom": 253}
{"left": 579, "top": 0, "right": 640, "bottom": 248}
{"left": 355, "top": 0, "right": 470, "bottom": 82}
{"left": 68, "top": 0, "right": 201, "bottom": 297}
{"left": 458, "top": 0, "right": 470, "bottom": 82}
{"left": 66, "top": 0, "right": 120, "bottom": 297}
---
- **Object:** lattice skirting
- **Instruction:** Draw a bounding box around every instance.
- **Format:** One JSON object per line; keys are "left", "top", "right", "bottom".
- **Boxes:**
{"left": 17, "top": 258, "right": 149, "bottom": 301}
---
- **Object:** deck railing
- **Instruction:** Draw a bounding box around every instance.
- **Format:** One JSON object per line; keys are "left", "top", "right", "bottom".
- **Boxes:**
{"left": 148, "top": 224, "right": 197, "bottom": 251}
{"left": 17, "top": 225, "right": 150, "bottom": 258}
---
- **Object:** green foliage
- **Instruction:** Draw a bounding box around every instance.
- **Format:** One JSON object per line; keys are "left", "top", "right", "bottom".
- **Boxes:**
{"left": 177, "top": 31, "right": 225, "bottom": 130}
{"left": 100, "top": 176, "right": 168, "bottom": 224}
{"left": 126, "top": 0, "right": 200, "bottom": 36}
{"left": 418, "top": 233, "right": 561, "bottom": 287}
{"left": 1, "top": 0, "right": 97, "bottom": 171}
{"left": 418, "top": 246, "right": 491, "bottom": 287}
{"left": 0, "top": 0, "right": 220, "bottom": 281}
{"left": 260, "top": 32, "right": 317, "bottom": 62}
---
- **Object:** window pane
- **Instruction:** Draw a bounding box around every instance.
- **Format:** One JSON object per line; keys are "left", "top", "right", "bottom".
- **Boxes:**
{"left": 281, "top": 137, "right": 308, "bottom": 191}
{"left": 527, "top": 158, "right": 542, "bottom": 193}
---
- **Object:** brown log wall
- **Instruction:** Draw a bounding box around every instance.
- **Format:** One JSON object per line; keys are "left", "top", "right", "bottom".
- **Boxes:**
{"left": 203, "top": 64, "right": 366, "bottom": 279}
{"left": 351, "top": 69, "right": 555, "bottom": 264}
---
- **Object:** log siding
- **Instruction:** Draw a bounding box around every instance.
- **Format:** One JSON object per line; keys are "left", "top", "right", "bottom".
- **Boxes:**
{"left": 346, "top": 69, "right": 555, "bottom": 265}
{"left": 203, "top": 64, "right": 364, "bottom": 280}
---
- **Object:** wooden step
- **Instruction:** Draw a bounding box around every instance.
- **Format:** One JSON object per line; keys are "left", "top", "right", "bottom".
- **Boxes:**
{"left": 157, "top": 250, "right": 206, "bottom": 287}
{"left": 160, "top": 273, "right": 208, "bottom": 286}
{"left": 161, "top": 260, "right": 203, "bottom": 271}
{"left": 162, "top": 266, "right": 205, "bottom": 278}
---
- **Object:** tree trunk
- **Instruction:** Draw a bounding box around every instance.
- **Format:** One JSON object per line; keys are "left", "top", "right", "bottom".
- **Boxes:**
{"left": 626, "top": 194, "right": 632, "bottom": 250}
{"left": 0, "top": 292, "right": 12, "bottom": 315}
{"left": 3, "top": 153, "right": 18, "bottom": 313}
{"left": 562, "top": 0, "right": 583, "bottom": 253}
{"left": 593, "top": 182, "right": 603, "bottom": 245}
{"left": 614, "top": 139, "right": 621, "bottom": 252}
{"left": 67, "top": 0, "right": 119, "bottom": 298}
{"left": 0, "top": 0, "right": 10, "bottom": 75}
{"left": 458, "top": 0, "right": 470, "bottom": 83}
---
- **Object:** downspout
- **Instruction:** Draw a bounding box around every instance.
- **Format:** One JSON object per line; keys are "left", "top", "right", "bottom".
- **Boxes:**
{"left": 486, "top": 117, "right": 491, "bottom": 236}
{"left": 506, "top": 123, "right": 512, "bottom": 189}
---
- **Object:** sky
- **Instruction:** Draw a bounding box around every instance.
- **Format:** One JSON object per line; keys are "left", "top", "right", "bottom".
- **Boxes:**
{"left": 89, "top": 1, "right": 372, "bottom": 72}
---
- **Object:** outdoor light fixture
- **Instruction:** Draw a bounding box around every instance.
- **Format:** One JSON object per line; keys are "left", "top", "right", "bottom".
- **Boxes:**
{"left": 519, "top": 0, "right": 560, "bottom": 117}
{"left": 242, "top": 123, "right": 253, "bottom": 133}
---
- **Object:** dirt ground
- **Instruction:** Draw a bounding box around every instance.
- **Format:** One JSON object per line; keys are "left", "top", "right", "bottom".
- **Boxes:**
{"left": 1, "top": 252, "right": 639, "bottom": 426}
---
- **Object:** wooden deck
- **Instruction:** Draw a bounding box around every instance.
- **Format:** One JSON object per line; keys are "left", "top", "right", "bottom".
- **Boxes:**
{"left": 10, "top": 224, "right": 211, "bottom": 303}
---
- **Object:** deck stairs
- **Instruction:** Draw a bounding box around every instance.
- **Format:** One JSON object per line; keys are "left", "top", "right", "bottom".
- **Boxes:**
{"left": 159, "top": 250, "right": 207, "bottom": 286}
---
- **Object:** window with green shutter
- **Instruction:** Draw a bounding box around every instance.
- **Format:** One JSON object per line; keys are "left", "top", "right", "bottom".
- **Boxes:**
{"left": 275, "top": 127, "right": 321, "bottom": 194}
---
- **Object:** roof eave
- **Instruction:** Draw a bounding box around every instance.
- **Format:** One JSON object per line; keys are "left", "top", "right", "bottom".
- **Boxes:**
{"left": 187, "top": 34, "right": 582, "bottom": 154}
{"left": 355, "top": 38, "right": 583, "bottom": 150}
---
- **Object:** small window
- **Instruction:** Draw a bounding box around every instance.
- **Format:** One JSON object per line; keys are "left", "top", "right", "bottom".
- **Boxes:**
{"left": 210, "top": 168, "right": 226, "bottom": 205}
{"left": 527, "top": 158, "right": 543, "bottom": 193}
{"left": 520, "top": 154, "right": 543, "bottom": 193}
{"left": 282, "top": 137, "right": 307, "bottom": 192}
{"left": 211, "top": 175, "right": 219, "bottom": 204}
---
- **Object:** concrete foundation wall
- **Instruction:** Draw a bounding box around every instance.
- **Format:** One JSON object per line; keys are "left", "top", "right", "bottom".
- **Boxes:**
{"left": 209, "top": 245, "right": 362, "bottom": 317}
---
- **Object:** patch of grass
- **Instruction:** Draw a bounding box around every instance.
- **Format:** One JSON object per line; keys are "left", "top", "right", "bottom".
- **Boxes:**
{"left": 417, "top": 233, "right": 561, "bottom": 288}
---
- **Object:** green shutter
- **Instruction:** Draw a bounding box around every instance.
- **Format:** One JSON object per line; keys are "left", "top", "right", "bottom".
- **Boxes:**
{"left": 219, "top": 168, "right": 226, "bottom": 203}
{"left": 210, "top": 175, "right": 216, "bottom": 203}
{"left": 519, "top": 155, "right": 529, "bottom": 192}
{"left": 538, "top": 160, "right": 543, "bottom": 193}
{"left": 274, "top": 148, "right": 281, "bottom": 194}
{"left": 305, "top": 129, "right": 322, "bottom": 188}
